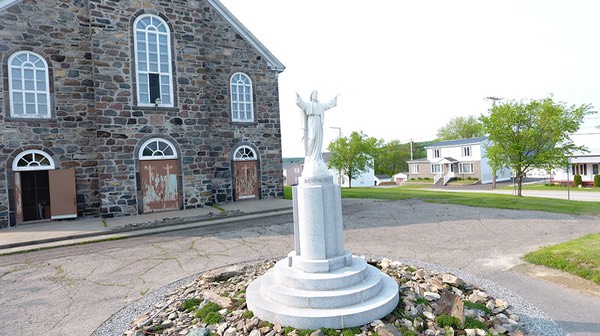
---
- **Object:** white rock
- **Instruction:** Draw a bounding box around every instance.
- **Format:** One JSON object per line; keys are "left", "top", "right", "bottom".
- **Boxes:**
{"left": 424, "top": 292, "right": 441, "bottom": 301}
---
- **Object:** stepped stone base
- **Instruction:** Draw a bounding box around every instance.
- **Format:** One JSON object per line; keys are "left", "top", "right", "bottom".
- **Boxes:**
{"left": 246, "top": 256, "right": 399, "bottom": 329}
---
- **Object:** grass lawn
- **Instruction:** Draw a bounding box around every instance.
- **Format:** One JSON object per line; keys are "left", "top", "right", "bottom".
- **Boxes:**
{"left": 283, "top": 185, "right": 600, "bottom": 216}
{"left": 500, "top": 182, "right": 600, "bottom": 192}
{"left": 524, "top": 233, "right": 600, "bottom": 285}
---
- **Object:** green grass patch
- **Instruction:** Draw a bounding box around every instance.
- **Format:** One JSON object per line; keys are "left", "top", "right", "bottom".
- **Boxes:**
{"left": 195, "top": 301, "right": 222, "bottom": 323}
{"left": 336, "top": 186, "right": 600, "bottom": 217}
{"left": 182, "top": 297, "right": 203, "bottom": 311}
{"left": 464, "top": 316, "right": 488, "bottom": 331}
{"left": 463, "top": 301, "right": 491, "bottom": 315}
{"left": 502, "top": 183, "right": 599, "bottom": 192}
{"left": 524, "top": 232, "right": 600, "bottom": 285}
{"left": 436, "top": 314, "right": 461, "bottom": 329}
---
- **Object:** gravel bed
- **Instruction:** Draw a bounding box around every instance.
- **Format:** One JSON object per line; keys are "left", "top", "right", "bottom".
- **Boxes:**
{"left": 92, "top": 256, "right": 565, "bottom": 336}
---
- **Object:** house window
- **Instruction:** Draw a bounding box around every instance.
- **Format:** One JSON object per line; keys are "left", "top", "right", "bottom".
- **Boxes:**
{"left": 433, "top": 149, "right": 440, "bottom": 158}
{"left": 230, "top": 73, "right": 254, "bottom": 122}
{"left": 431, "top": 164, "right": 442, "bottom": 174}
{"left": 134, "top": 14, "right": 173, "bottom": 106}
{"left": 593, "top": 164, "right": 599, "bottom": 175}
{"left": 411, "top": 164, "right": 420, "bottom": 174}
{"left": 572, "top": 164, "right": 587, "bottom": 176}
{"left": 8, "top": 51, "right": 51, "bottom": 118}
{"left": 462, "top": 146, "right": 471, "bottom": 157}
{"left": 459, "top": 163, "right": 474, "bottom": 174}
{"left": 294, "top": 167, "right": 300, "bottom": 174}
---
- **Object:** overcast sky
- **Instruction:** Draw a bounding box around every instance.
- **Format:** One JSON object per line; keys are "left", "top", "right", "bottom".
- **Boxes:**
{"left": 220, "top": 0, "right": 600, "bottom": 157}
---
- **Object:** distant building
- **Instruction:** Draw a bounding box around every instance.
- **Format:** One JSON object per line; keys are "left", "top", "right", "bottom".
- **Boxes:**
{"left": 282, "top": 154, "right": 375, "bottom": 187}
{"left": 407, "top": 136, "right": 511, "bottom": 185}
{"left": 551, "top": 153, "right": 600, "bottom": 186}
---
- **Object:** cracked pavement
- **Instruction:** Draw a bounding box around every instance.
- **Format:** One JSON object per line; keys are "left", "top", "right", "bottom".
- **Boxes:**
{"left": 1, "top": 199, "right": 599, "bottom": 335}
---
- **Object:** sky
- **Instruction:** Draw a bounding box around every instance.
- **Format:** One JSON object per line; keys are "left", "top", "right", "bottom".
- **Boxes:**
{"left": 220, "top": 0, "right": 600, "bottom": 157}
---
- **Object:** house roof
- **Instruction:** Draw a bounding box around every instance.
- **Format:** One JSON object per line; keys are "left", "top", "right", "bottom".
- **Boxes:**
{"left": 0, "top": 0, "right": 286, "bottom": 73}
{"left": 425, "top": 136, "right": 488, "bottom": 149}
{"left": 208, "top": 0, "right": 285, "bottom": 72}
{"left": 436, "top": 157, "right": 458, "bottom": 164}
{"left": 375, "top": 174, "right": 391, "bottom": 179}
{"left": 406, "top": 157, "right": 429, "bottom": 163}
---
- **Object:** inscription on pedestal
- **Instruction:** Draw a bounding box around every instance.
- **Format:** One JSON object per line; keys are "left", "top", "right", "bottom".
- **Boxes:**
{"left": 302, "top": 176, "right": 333, "bottom": 184}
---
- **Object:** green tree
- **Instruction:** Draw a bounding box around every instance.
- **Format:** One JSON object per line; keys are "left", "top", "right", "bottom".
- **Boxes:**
{"left": 327, "top": 131, "right": 380, "bottom": 188}
{"left": 374, "top": 140, "right": 411, "bottom": 176}
{"left": 437, "top": 115, "right": 484, "bottom": 140}
{"left": 480, "top": 95, "right": 594, "bottom": 196}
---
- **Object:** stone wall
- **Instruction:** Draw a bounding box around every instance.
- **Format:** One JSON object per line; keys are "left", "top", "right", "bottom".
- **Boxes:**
{"left": 0, "top": 0, "right": 283, "bottom": 227}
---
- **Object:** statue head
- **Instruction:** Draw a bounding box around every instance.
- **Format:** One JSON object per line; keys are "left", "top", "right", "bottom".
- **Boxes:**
{"left": 310, "top": 90, "right": 318, "bottom": 101}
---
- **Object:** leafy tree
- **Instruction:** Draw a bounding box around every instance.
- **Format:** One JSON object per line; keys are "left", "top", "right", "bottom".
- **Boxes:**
{"left": 480, "top": 95, "right": 594, "bottom": 196}
{"left": 437, "top": 115, "right": 484, "bottom": 140}
{"left": 327, "top": 131, "right": 380, "bottom": 188}
{"left": 374, "top": 140, "right": 411, "bottom": 176}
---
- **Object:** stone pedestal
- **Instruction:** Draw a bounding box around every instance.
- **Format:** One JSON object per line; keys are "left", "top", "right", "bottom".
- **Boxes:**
{"left": 247, "top": 170, "right": 399, "bottom": 329}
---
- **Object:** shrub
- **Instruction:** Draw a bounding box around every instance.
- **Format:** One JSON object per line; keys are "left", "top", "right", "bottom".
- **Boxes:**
{"left": 436, "top": 314, "right": 461, "bottom": 329}
{"left": 594, "top": 174, "right": 600, "bottom": 188}
{"left": 574, "top": 174, "right": 582, "bottom": 187}
{"left": 195, "top": 301, "right": 222, "bottom": 320}
{"left": 182, "top": 298, "right": 203, "bottom": 311}
{"left": 463, "top": 301, "right": 492, "bottom": 315}
{"left": 202, "top": 311, "right": 222, "bottom": 324}
{"left": 464, "top": 316, "right": 488, "bottom": 330}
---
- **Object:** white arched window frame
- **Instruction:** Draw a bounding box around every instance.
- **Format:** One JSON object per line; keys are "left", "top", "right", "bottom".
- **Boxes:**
{"left": 139, "top": 138, "right": 178, "bottom": 160}
{"left": 134, "top": 14, "right": 173, "bottom": 107}
{"left": 8, "top": 51, "right": 51, "bottom": 118}
{"left": 12, "top": 150, "right": 55, "bottom": 171}
{"left": 234, "top": 145, "right": 258, "bottom": 161}
{"left": 230, "top": 73, "right": 254, "bottom": 122}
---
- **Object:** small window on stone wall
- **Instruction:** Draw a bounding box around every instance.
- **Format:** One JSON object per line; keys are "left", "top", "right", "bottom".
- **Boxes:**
{"left": 139, "top": 138, "right": 177, "bottom": 160}
{"left": 234, "top": 146, "right": 257, "bottom": 161}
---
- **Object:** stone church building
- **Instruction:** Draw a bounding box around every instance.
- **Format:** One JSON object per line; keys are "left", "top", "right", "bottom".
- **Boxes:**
{"left": 0, "top": 0, "right": 285, "bottom": 228}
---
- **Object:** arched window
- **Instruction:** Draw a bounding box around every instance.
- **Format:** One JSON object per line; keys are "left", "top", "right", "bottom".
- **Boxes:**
{"left": 230, "top": 73, "right": 254, "bottom": 122}
{"left": 12, "top": 150, "right": 55, "bottom": 171}
{"left": 234, "top": 145, "right": 257, "bottom": 161}
{"left": 134, "top": 14, "right": 173, "bottom": 106}
{"left": 139, "top": 138, "right": 177, "bottom": 160}
{"left": 8, "top": 51, "right": 51, "bottom": 118}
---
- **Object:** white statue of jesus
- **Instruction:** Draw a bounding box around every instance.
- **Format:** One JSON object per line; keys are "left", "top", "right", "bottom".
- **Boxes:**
{"left": 296, "top": 90, "right": 340, "bottom": 175}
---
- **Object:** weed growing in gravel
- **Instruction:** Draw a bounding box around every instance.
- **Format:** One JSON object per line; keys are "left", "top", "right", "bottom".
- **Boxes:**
{"left": 195, "top": 301, "right": 222, "bottom": 324}
{"left": 182, "top": 298, "right": 202, "bottom": 311}
{"left": 436, "top": 314, "right": 461, "bottom": 328}
{"left": 463, "top": 300, "right": 492, "bottom": 315}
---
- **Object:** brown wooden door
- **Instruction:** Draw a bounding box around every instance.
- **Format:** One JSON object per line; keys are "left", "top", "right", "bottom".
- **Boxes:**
{"left": 234, "top": 160, "right": 259, "bottom": 200}
{"left": 14, "top": 172, "right": 23, "bottom": 224}
{"left": 140, "top": 159, "right": 179, "bottom": 213}
{"left": 49, "top": 169, "right": 78, "bottom": 219}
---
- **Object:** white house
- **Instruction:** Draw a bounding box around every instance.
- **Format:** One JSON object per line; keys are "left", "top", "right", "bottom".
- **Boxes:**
{"left": 551, "top": 153, "right": 600, "bottom": 186}
{"left": 407, "top": 136, "right": 511, "bottom": 185}
{"left": 282, "top": 154, "right": 376, "bottom": 187}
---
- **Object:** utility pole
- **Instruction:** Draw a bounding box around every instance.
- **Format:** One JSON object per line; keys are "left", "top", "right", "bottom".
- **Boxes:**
{"left": 329, "top": 127, "right": 342, "bottom": 185}
{"left": 484, "top": 97, "right": 501, "bottom": 189}
{"left": 409, "top": 139, "right": 413, "bottom": 161}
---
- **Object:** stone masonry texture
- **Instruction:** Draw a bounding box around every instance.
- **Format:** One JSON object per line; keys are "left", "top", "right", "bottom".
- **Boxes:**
{"left": 0, "top": 0, "right": 284, "bottom": 228}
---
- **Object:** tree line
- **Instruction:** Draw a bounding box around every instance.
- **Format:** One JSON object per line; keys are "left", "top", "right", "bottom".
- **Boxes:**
{"left": 326, "top": 95, "right": 595, "bottom": 193}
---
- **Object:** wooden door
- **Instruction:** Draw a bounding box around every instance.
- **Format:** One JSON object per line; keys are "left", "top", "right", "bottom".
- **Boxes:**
{"left": 49, "top": 169, "right": 78, "bottom": 219}
{"left": 234, "top": 160, "right": 258, "bottom": 200}
{"left": 140, "top": 159, "right": 179, "bottom": 213}
{"left": 14, "top": 172, "right": 23, "bottom": 224}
